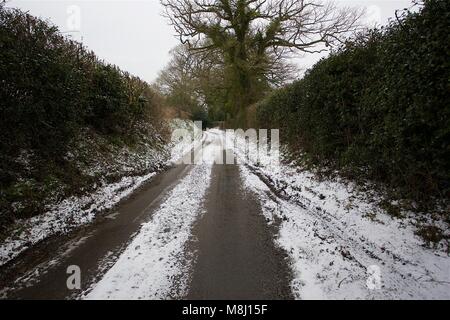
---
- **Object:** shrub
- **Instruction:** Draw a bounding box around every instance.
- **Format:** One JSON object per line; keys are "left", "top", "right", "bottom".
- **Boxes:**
{"left": 0, "top": 6, "right": 161, "bottom": 159}
{"left": 256, "top": 0, "right": 450, "bottom": 203}
{"left": 0, "top": 6, "right": 165, "bottom": 228}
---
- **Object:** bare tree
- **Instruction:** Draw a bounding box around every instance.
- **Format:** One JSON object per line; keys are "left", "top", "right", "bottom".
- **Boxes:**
{"left": 155, "top": 45, "right": 203, "bottom": 112}
{"left": 155, "top": 45, "right": 226, "bottom": 115}
{"left": 161, "top": 0, "right": 363, "bottom": 121}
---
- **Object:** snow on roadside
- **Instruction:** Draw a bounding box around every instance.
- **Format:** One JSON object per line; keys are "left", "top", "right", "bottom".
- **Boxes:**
{"left": 233, "top": 133, "right": 450, "bottom": 299}
{"left": 0, "top": 119, "right": 196, "bottom": 268}
{"left": 0, "top": 172, "right": 157, "bottom": 267}
{"left": 84, "top": 133, "right": 219, "bottom": 300}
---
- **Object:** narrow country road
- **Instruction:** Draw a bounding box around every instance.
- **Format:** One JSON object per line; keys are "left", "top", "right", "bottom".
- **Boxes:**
{"left": 2, "top": 129, "right": 450, "bottom": 300}
{"left": 0, "top": 130, "right": 293, "bottom": 300}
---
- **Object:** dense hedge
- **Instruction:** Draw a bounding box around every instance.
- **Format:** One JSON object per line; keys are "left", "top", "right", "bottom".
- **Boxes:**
{"left": 0, "top": 7, "right": 164, "bottom": 223}
{"left": 0, "top": 7, "right": 159, "bottom": 161}
{"left": 256, "top": 0, "right": 450, "bottom": 203}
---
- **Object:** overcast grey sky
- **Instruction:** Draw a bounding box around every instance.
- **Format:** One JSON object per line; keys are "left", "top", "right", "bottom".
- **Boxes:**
{"left": 6, "top": 0, "right": 416, "bottom": 83}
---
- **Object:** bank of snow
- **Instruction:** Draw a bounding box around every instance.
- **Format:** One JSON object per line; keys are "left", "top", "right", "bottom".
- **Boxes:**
{"left": 233, "top": 132, "right": 450, "bottom": 299}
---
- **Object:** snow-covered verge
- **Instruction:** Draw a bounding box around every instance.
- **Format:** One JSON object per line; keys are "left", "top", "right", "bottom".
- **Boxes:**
{"left": 232, "top": 132, "right": 450, "bottom": 299}
{"left": 0, "top": 119, "right": 195, "bottom": 267}
{"left": 0, "top": 173, "right": 158, "bottom": 267}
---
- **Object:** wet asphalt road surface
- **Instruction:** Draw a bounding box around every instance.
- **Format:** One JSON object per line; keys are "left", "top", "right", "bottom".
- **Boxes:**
{"left": 187, "top": 162, "right": 293, "bottom": 299}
